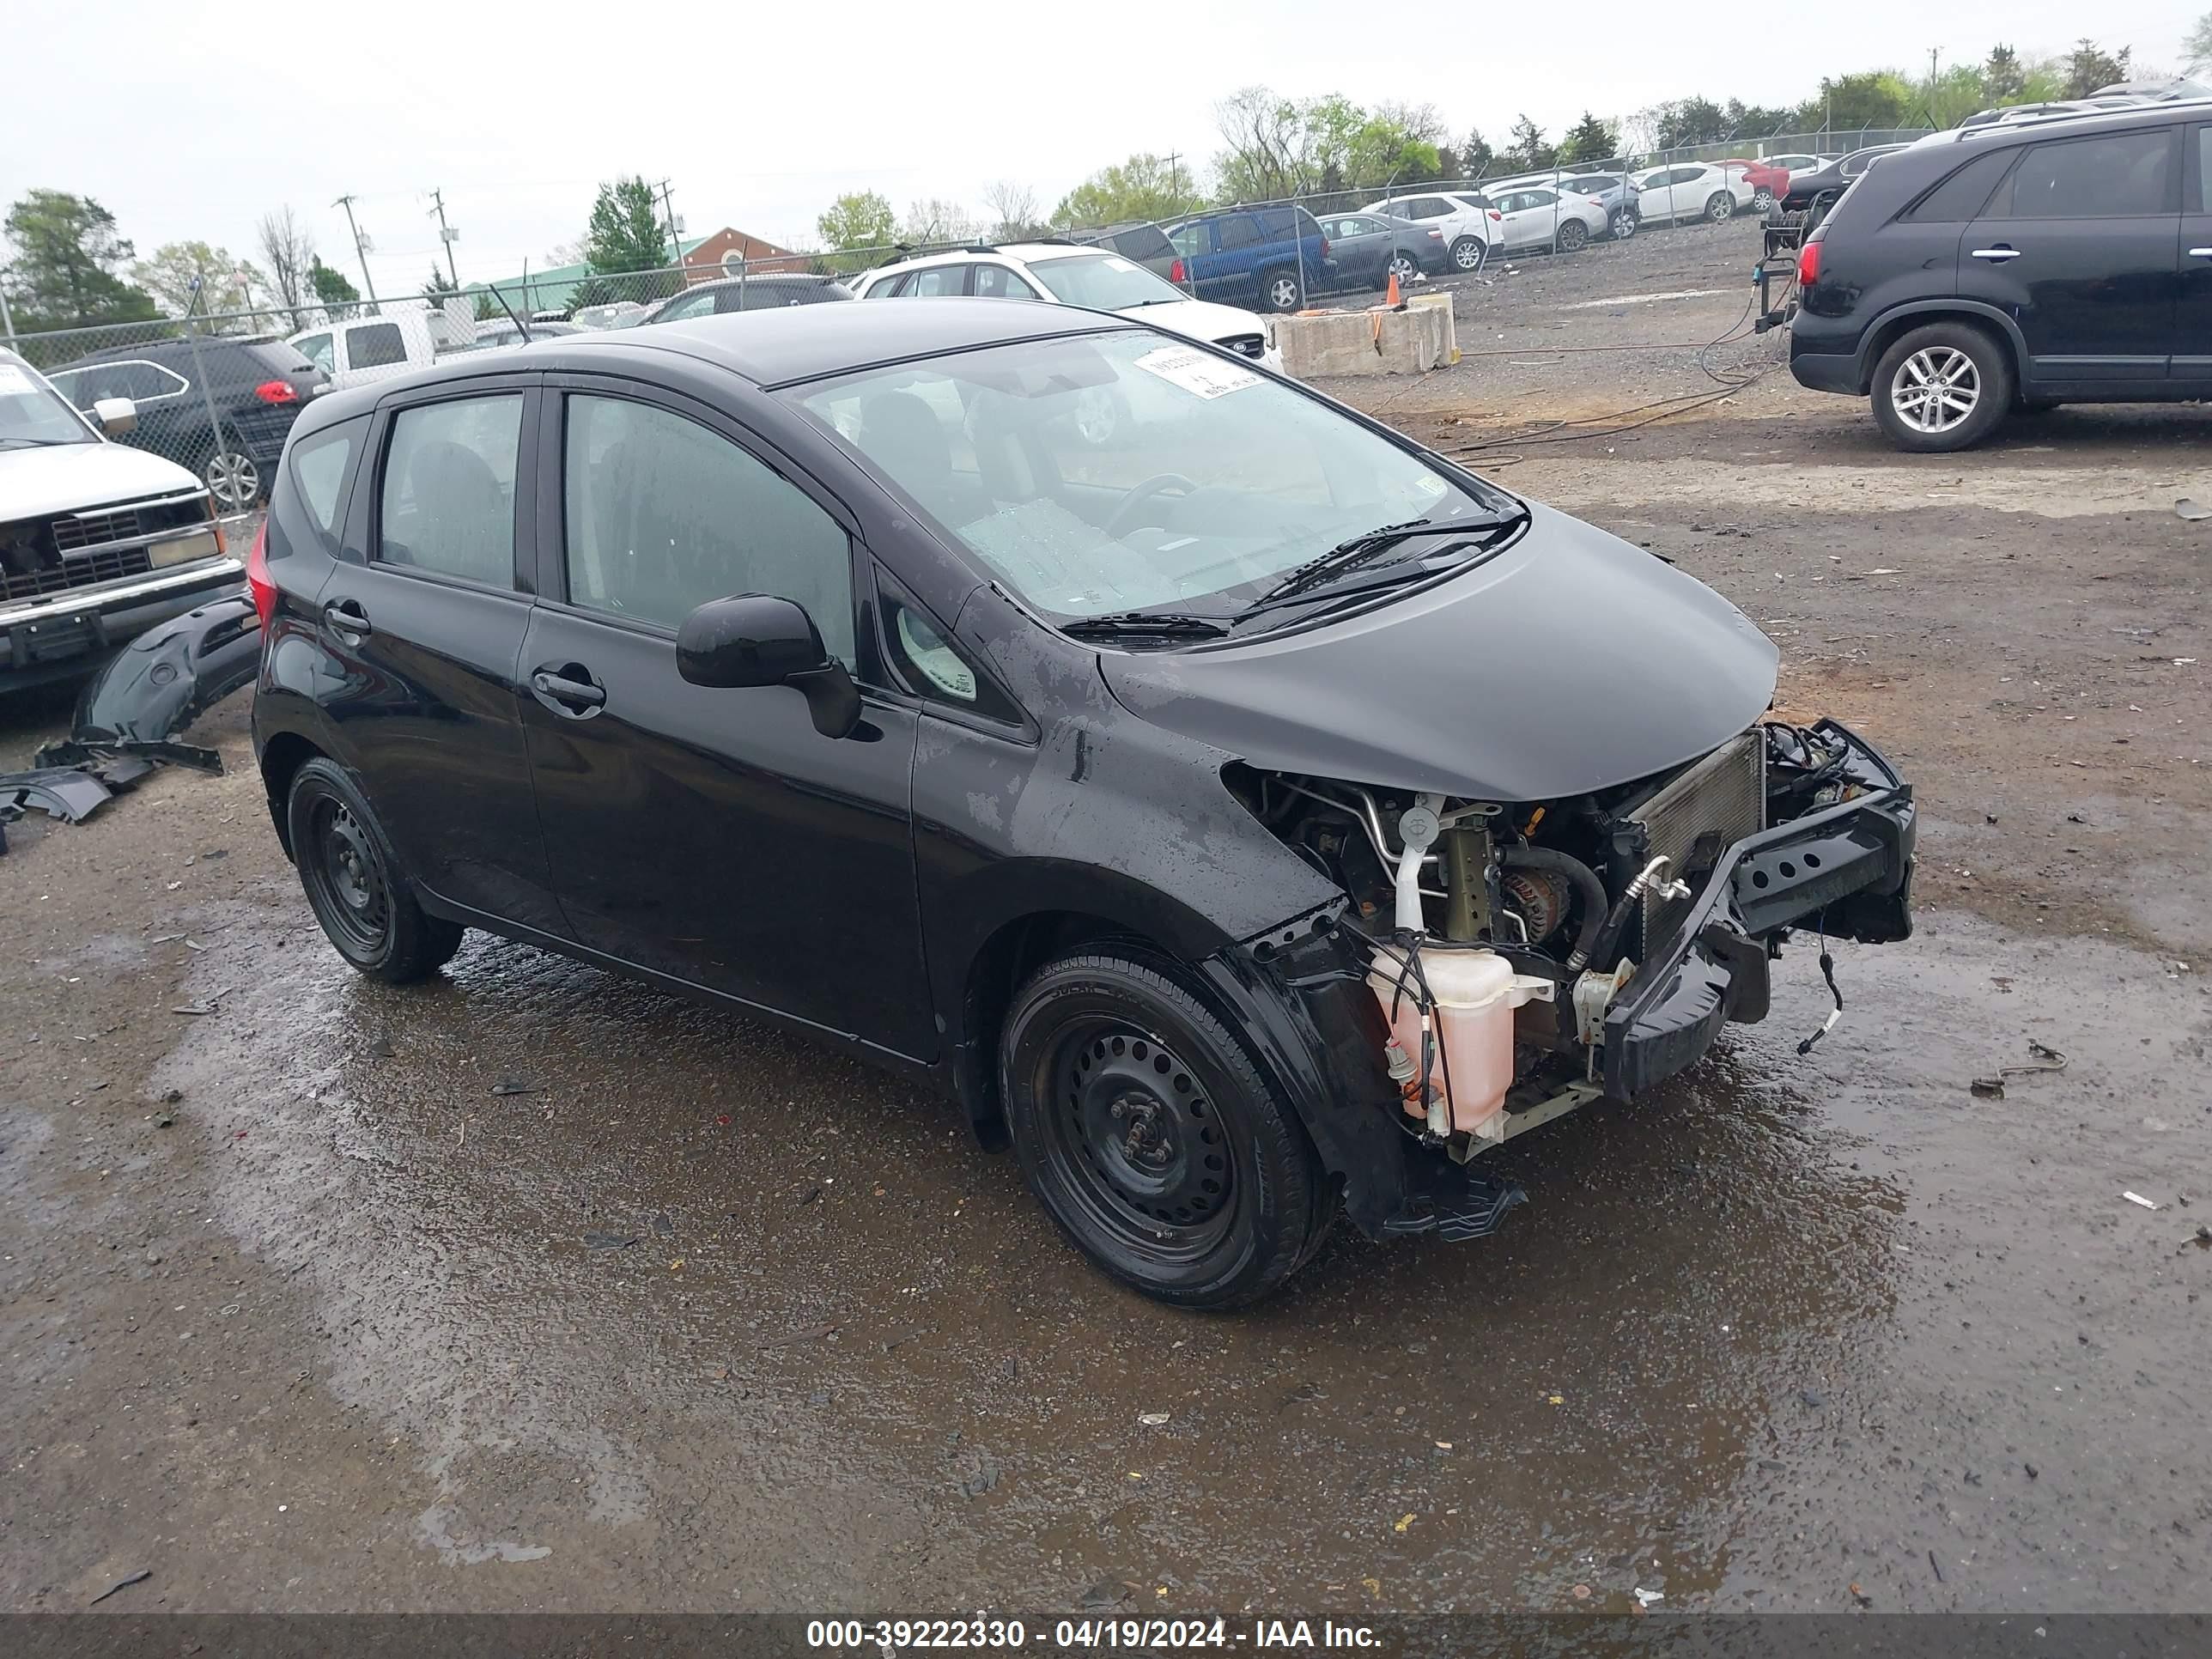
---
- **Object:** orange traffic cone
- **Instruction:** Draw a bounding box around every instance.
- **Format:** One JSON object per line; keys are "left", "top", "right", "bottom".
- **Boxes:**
{"left": 1385, "top": 269, "right": 1401, "bottom": 307}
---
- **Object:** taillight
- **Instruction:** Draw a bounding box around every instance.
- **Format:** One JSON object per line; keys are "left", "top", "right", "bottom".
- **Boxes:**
{"left": 1489, "top": 210, "right": 1503, "bottom": 222}
{"left": 1797, "top": 228, "right": 1825, "bottom": 287}
{"left": 246, "top": 520, "right": 275, "bottom": 629}
{"left": 1170, "top": 257, "right": 1185, "bottom": 285}
{"left": 1319, "top": 236, "right": 1330, "bottom": 258}
{"left": 254, "top": 379, "right": 299, "bottom": 405}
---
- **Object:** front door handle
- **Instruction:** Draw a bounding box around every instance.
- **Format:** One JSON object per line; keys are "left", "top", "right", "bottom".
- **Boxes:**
{"left": 1970, "top": 246, "right": 2021, "bottom": 262}
{"left": 321, "top": 598, "right": 371, "bottom": 640}
{"left": 530, "top": 665, "right": 606, "bottom": 714}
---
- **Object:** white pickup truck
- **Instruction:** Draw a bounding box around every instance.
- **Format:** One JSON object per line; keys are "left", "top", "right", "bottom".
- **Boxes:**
{"left": 1, "top": 348, "right": 234, "bottom": 691}
{"left": 287, "top": 302, "right": 544, "bottom": 392}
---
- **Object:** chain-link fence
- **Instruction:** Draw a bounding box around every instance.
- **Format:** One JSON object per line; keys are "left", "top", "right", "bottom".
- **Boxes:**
{"left": 2, "top": 123, "right": 1933, "bottom": 510}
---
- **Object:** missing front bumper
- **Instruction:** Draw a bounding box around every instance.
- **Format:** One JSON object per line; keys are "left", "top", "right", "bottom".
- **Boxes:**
{"left": 1601, "top": 720, "right": 1915, "bottom": 1101}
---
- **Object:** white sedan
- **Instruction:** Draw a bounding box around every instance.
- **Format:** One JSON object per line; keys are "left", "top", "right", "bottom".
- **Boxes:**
{"left": 1629, "top": 162, "right": 1759, "bottom": 226}
{"left": 1484, "top": 185, "right": 1610, "bottom": 254}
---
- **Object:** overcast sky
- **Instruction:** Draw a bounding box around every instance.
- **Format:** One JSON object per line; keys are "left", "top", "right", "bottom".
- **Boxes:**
{"left": 6, "top": 0, "right": 2194, "bottom": 303}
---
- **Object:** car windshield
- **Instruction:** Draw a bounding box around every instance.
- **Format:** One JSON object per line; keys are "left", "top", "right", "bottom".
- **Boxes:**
{"left": 788, "top": 328, "right": 1516, "bottom": 624}
{"left": 1024, "top": 254, "right": 1184, "bottom": 311}
{"left": 0, "top": 355, "right": 96, "bottom": 447}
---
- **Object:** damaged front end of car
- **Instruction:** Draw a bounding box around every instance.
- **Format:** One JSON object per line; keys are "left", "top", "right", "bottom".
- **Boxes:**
{"left": 1212, "top": 717, "right": 1915, "bottom": 1243}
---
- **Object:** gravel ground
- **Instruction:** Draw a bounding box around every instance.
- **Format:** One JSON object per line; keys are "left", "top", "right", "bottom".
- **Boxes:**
{"left": 5, "top": 237, "right": 2210, "bottom": 1620}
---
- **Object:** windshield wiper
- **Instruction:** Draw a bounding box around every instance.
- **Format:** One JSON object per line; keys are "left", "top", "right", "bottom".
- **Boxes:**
{"left": 0, "top": 436, "right": 80, "bottom": 449}
{"left": 1233, "top": 542, "right": 1476, "bottom": 623}
{"left": 1239, "top": 518, "right": 1474, "bottom": 613}
{"left": 1061, "top": 610, "right": 1231, "bottom": 641}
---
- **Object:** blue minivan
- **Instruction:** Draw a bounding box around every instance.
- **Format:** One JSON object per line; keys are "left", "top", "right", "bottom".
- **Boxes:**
{"left": 1162, "top": 206, "right": 1334, "bottom": 313}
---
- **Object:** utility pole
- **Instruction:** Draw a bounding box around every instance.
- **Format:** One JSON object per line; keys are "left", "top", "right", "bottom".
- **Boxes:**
{"left": 657, "top": 179, "right": 682, "bottom": 272}
{"left": 333, "top": 194, "right": 380, "bottom": 313}
{"left": 1165, "top": 150, "right": 1183, "bottom": 203}
{"left": 428, "top": 188, "right": 460, "bottom": 287}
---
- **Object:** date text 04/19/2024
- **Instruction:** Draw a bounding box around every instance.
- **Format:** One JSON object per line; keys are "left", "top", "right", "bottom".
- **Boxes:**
{"left": 805, "top": 1619, "right": 1382, "bottom": 1650}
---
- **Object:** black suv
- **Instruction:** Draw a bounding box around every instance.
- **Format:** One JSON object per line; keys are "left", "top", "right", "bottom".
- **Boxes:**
{"left": 1788, "top": 105, "right": 2209, "bottom": 450}
{"left": 47, "top": 337, "right": 329, "bottom": 508}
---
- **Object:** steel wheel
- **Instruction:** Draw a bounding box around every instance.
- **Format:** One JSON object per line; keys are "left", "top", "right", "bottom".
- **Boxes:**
{"left": 1889, "top": 346, "right": 1980, "bottom": 434}
{"left": 1610, "top": 208, "right": 1637, "bottom": 240}
{"left": 1042, "top": 1021, "right": 1236, "bottom": 1261}
{"left": 304, "top": 797, "right": 390, "bottom": 957}
{"left": 204, "top": 447, "right": 260, "bottom": 511}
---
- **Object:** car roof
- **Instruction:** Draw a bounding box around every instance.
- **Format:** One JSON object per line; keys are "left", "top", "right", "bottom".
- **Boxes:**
{"left": 1954, "top": 98, "right": 2212, "bottom": 144}
{"left": 299, "top": 297, "right": 1139, "bottom": 427}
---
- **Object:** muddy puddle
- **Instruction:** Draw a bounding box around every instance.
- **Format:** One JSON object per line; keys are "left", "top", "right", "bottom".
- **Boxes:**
{"left": 151, "top": 905, "right": 2212, "bottom": 1612}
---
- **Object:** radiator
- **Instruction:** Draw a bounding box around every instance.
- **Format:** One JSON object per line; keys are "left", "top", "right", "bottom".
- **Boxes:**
{"left": 1627, "top": 728, "right": 1765, "bottom": 953}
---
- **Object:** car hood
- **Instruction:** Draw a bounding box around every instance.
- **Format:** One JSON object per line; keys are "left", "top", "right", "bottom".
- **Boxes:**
{"left": 1115, "top": 298, "right": 1270, "bottom": 345}
{"left": 1098, "top": 501, "right": 1780, "bottom": 802}
{"left": 0, "top": 441, "right": 204, "bottom": 520}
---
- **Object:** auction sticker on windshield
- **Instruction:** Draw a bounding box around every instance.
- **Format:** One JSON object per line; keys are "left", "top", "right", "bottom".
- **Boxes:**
{"left": 1133, "top": 345, "right": 1258, "bottom": 400}
{"left": 0, "top": 364, "right": 39, "bottom": 398}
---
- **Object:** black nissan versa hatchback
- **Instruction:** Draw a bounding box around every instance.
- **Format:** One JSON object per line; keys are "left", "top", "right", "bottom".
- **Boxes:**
{"left": 1788, "top": 103, "right": 2210, "bottom": 450}
{"left": 250, "top": 301, "right": 1917, "bottom": 1307}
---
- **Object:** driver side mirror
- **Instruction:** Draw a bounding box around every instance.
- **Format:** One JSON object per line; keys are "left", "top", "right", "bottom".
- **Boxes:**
{"left": 677, "top": 593, "right": 860, "bottom": 739}
{"left": 93, "top": 397, "right": 137, "bottom": 436}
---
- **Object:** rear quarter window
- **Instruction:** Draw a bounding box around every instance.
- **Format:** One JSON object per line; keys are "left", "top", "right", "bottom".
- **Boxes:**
{"left": 1905, "top": 149, "right": 2017, "bottom": 221}
{"left": 272, "top": 416, "right": 368, "bottom": 557}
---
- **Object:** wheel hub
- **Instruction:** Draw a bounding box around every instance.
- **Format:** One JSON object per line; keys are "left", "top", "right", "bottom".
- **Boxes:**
{"left": 1059, "top": 1029, "right": 1230, "bottom": 1232}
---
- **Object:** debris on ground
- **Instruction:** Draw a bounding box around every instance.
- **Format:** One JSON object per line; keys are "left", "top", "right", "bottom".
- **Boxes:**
{"left": 2176, "top": 497, "right": 2211, "bottom": 521}
{"left": 1971, "top": 1041, "right": 2067, "bottom": 1097}
{"left": 2123, "top": 1191, "right": 2162, "bottom": 1212}
{"left": 1138, "top": 1412, "right": 1170, "bottom": 1426}
{"left": 490, "top": 1076, "right": 541, "bottom": 1096}
{"left": 2185, "top": 1225, "right": 2212, "bottom": 1253}
{"left": 582, "top": 1232, "right": 637, "bottom": 1251}
{"left": 757, "top": 1321, "right": 838, "bottom": 1348}
{"left": 88, "top": 1568, "right": 151, "bottom": 1605}
{"left": 1633, "top": 1588, "right": 1664, "bottom": 1607}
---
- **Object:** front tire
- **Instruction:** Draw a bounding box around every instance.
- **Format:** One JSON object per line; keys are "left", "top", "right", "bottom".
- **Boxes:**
{"left": 1386, "top": 251, "right": 1419, "bottom": 286}
{"left": 1705, "top": 191, "right": 1735, "bottom": 222}
{"left": 1000, "top": 951, "right": 1329, "bottom": 1309}
{"left": 1869, "top": 321, "right": 2012, "bottom": 453}
{"left": 287, "top": 757, "right": 465, "bottom": 982}
{"left": 1555, "top": 218, "right": 1589, "bottom": 253}
{"left": 1449, "top": 235, "right": 1486, "bottom": 273}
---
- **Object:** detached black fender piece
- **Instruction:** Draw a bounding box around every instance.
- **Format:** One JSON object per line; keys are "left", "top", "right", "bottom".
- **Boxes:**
{"left": 35, "top": 594, "right": 262, "bottom": 775}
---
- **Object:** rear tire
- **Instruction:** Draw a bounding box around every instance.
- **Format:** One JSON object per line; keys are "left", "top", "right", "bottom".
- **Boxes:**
{"left": 1555, "top": 218, "right": 1589, "bottom": 253}
{"left": 1449, "top": 235, "right": 1486, "bottom": 273}
{"left": 1869, "top": 321, "right": 2013, "bottom": 453}
{"left": 1386, "top": 251, "right": 1419, "bottom": 286}
{"left": 286, "top": 757, "right": 464, "bottom": 982}
{"left": 1261, "top": 268, "right": 1304, "bottom": 312}
{"left": 200, "top": 441, "right": 262, "bottom": 511}
{"left": 1000, "top": 951, "right": 1328, "bottom": 1309}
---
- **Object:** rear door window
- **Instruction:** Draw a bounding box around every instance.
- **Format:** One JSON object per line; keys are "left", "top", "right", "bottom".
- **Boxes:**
{"left": 1217, "top": 216, "right": 1262, "bottom": 250}
{"left": 972, "top": 264, "right": 1041, "bottom": 300}
{"left": 378, "top": 393, "right": 523, "bottom": 586}
{"left": 1994, "top": 129, "right": 2177, "bottom": 217}
{"left": 348, "top": 323, "right": 407, "bottom": 369}
{"left": 908, "top": 265, "right": 969, "bottom": 296}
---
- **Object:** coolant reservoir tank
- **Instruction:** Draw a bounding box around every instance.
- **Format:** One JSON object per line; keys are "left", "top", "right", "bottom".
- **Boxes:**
{"left": 1369, "top": 948, "right": 1553, "bottom": 1141}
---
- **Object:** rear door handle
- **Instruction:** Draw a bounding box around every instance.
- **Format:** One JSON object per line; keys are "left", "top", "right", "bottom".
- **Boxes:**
{"left": 530, "top": 666, "right": 606, "bottom": 714}
{"left": 1970, "top": 246, "right": 2021, "bottom": 262}
{"left": 321, "top": 598, "right": 371, "bottom": 639}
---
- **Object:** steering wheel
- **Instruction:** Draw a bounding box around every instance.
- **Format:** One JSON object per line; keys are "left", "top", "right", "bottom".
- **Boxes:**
{"left": 1105, "top": 472, "right": 1200, "bottom": 538}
